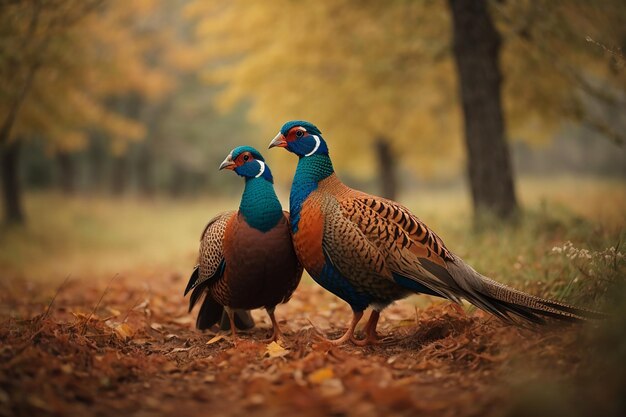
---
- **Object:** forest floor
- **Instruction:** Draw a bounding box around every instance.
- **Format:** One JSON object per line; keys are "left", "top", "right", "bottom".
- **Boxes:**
{"left": 0, "top": 273, "right": 620, "bottom": 417}
{"left": 1, "top": 181, "right": 625, "bottom": 417}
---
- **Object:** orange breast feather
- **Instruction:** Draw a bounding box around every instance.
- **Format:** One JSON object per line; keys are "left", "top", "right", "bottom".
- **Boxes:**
{"left": 294, "top": 197, "right": 326, "bottom": 276}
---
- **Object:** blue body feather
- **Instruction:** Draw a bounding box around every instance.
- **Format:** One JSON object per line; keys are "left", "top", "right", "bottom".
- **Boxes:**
{"left": 288, "top": 154, "right": 333, "bottom": 232}
{"left": 239, "top": 176, "right": 283, "bottom": 233}
{"left": 230, "top": 146, "right": 282, "bottom": 232}
{"left": 289, "top": 153, "right": 373, "bottom": 310}
{"left": 319, "top": 256, "right": 371, "bottom": 311}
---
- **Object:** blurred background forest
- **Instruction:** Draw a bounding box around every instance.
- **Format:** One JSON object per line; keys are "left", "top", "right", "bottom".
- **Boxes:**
{"left": 1, "top": 2, "right": 626, "bottom": 416}
{"left": 0, "top": 0, "right": 625, "bottom": 282}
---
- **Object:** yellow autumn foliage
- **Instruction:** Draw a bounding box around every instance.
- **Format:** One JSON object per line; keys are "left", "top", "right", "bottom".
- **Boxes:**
{"left": 0, "top": 0, "right": 190, "bottom": 153}
{"left": 188, "top": 0, "right": 625, "bottom": 180}
{"left": 188, "top": 0, "right": 462, "bottom": 180}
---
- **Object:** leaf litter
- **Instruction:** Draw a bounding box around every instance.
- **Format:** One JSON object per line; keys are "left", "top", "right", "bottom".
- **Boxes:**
{"left": 0, "top": 274, "right": 608, "bottom": 417}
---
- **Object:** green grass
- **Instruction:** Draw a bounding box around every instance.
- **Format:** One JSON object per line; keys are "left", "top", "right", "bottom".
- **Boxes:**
{"left": 401, "top": 175, "right": 625, "bottom": 308}
{"left": 0, "top": 175, "right": 624, "bottom": 308}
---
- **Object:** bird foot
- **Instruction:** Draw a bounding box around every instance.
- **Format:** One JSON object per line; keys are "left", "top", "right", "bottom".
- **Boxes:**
{"left": 351, "top": 334, "right": 381, "bottom": 347}
{"left": 307, "top": 319, "right": 348, "bottom": 345}
{"left": 312, "top": 311, "right": 365, "bottom": 347}
{"left": 314, "top": 331, "right": 375, "bottom": 346}
{"left": 313, "top": 330, "right": 354, "bottom": 346}
{"left": 262, "top": 328, "right": 285, "bottom": 344}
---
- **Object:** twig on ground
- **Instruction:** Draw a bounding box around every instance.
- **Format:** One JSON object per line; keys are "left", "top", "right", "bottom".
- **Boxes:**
{"left": 39, "top": 274, "right": 72, "bottom": 323}
{"left": 80, "top": 273, "right": 118, "bottom": 335}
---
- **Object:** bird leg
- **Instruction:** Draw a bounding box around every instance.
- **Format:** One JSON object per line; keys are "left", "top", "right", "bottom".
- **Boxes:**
{"left": 263, "top": 307, "right": 284, "bottom": 342}
{"left": 321, "top": 311, "right": 364, "bottom": 346}
{"left": 223, "top": 307, "right": 239, "bottom": 345}
{"left": 352, "top": 310, "right": 381, "bottom": 346}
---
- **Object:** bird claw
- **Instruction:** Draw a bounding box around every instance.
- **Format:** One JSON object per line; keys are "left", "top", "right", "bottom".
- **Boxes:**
{"left": 311, "top": 311, "right": 365, "bottom": 346}
{"left": 326, "top": 335, "right": 353, "bottom": 346}
{"left": 351, "top": 335, "right": 380, "bottom": 347}
{"left": 350, "top": 329, "right": 388, "bottom": 346}
{"left": 312, "top": 331, "right": 353, "bottom": 346}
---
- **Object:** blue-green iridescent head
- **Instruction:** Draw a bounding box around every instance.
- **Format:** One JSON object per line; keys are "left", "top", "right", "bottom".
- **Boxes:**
{"left": 219, "top": 146, "right": 273, "bottom": 182}
{"left": 268, "top": 120, "right": 329, "bottom": 158}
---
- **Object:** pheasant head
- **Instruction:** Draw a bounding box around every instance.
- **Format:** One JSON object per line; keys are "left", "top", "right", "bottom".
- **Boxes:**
{"left": 268, "top": 120, "right": 328, "bottom": 158}
{"left": 220, "top": 146, "right": 273, "bottom": 183}
{"left": 220, "top": 146, "right": 282, "bottom": 231}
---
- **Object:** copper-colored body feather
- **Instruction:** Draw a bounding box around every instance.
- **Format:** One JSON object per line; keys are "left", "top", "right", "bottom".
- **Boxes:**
{"left": 187, "top": 210, "right": 302, "bottom": 334}
{"left": 300, "top": 174, "right": 603, "bottom": 324}
{"left": 207, "top": 211, "right": 301, "bottom": 309}
{"left": 271, "top": 120, "right": 604, "bottom": 345}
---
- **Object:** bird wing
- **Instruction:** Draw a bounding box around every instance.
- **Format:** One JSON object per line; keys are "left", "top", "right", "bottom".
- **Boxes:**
{"left": 184, "top": 211, "right": 235, "bottom": 297}
{"left": 320, "top": 196, "right": 394, "bottom": 290}
{"left": 328, "top": 193, "right": 481, "bottom": 302}
{"left": 335, "top": 194, "right": 603, "bottom": 323}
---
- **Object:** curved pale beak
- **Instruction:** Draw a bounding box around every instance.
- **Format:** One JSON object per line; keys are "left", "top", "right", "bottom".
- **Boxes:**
{"left": 268, "top": 132, "right": 287, "bottom": 149}
{"left": 219, "top": 153, "right": 236, "bottom": 170}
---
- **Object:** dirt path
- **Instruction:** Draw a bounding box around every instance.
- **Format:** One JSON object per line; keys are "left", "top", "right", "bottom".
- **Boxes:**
{"left": 0, "top": 274, "right": 588, "bottom": 417}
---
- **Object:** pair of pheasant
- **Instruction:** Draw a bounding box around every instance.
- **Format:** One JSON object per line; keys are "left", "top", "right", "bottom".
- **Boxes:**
{"left": 184, "top": 120, "right": 602, "bottom": 345}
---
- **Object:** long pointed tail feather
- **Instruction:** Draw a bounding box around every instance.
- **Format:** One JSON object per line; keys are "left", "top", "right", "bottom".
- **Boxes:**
{"left": 185, "top": 266, "right": 255, "bottom": 330}
{"left": 196, "top": 294, "right": 224, "bottom": 330}
{"left": 446, "top": 259, "right": 606, "bottom": 324}
{"left": 479, "top": 276, "right": 606, "bottom": 323}
{"left": 219, "top": 310, "right": 255, "bottom": 330}
{"left": 184, "top": 265, "right": 201, "bottom": 297}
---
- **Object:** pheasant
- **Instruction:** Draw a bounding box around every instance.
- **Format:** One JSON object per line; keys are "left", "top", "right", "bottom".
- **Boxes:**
{"left": 184, "top": 146, "right": 303, "bottom": 342}
{"left": 269, "top": 120, "right": 604, "bottom": 346}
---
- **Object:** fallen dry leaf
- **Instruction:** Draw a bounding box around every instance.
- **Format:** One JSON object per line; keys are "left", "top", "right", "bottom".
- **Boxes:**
{"left": 169, "top": 347, "right": 191, "bottom": 354}
{"left": 319, "top": 378, "right": 344, "bottom": 397}
{"left": 265, "top": 341, "right": 289, "bottom": 358}
{"left": 150, "top": 322, "right": 164, "bottom": 331}
{"left": 0, "top": 273, "right": 603, "bottom": 417}
{"left": 308, "top": 367, "right": 334, "bottom": 384}
{"left": 106, "top": 307, "right": 122, "bottom": 316}
{"left": 105, "top": 321, "right": 134, "bottom": 340}
{"left": 206, "top": 334, "right": 226, "bottom": 345}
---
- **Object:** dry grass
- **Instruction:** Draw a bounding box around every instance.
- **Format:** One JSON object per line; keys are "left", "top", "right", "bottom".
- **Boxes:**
{"left": 1, "top": 175, "right": 623, "bottom": 301}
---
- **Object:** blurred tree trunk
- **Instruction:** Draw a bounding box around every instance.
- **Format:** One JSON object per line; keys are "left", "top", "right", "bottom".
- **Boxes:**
{"left": 1, "top": 141, "right": 25, "bottom": 224}
{"left": 0, "top": 14, "right": 41, "bottom": 224}
{"left": 109, "top": 94, "right": 141, "bottom": 196}
{"left": 0, "top": 63, "right": 38, "bottom": 147}
{"left": 136, "top": 147, "right": 154, "bottom": 197}
{"left": 87, "top": 132, "right": 108, "bottom": 193}
{"left": 169, "top": 164, "right": 186, "bottom": 198}
{"left": 111, "top": 156, "right": 128, "bottom": 196}
{"left": 135, "top": 99, "right": 171, "bottom": 198}
{"left": 57, "top": 151, "right": 76, "bottom": 194}
{"left": 374, "top": 137, "right": 397, "bottom": 200}
{"left": 0, "top": 3, "right": 43, "bottom": 148}
{"left": 448, "top": 0, "right": 518, "bottom": 219}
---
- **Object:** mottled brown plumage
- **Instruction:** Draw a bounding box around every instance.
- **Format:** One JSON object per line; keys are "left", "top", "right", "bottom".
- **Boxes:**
{"left": 185, "top": 147, "right": 302, "bottom": 341}
{"left": 198, "top": 210, "right": 301, "bottom": 311}
{"left": 270, "top": 120, "right": 605, "bottom": 346}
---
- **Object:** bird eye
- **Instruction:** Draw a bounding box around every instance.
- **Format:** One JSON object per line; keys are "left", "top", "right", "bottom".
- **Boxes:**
{"left": 243, "top": 155, "right": 249, "bottom": 161}
{"left": 295, "top": 130, "right": 304, "bottom": 138}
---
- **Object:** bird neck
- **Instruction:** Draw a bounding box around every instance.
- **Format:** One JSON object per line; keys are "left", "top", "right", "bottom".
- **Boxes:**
{"left": 289, "top": 154, "right": 335, "bottom": 233}
{"left": 239, "top": 177, "right": 283, "bottom": 232}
